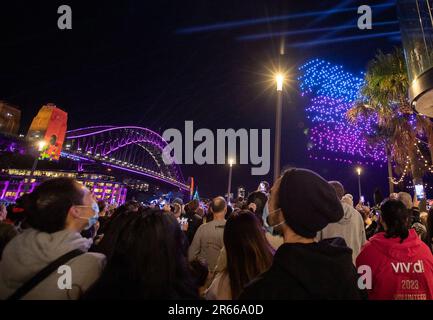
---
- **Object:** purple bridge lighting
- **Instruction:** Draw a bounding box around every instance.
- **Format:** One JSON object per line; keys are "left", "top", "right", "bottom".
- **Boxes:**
{"left": 63, "top": 126, "right": 189, "bottom": 191}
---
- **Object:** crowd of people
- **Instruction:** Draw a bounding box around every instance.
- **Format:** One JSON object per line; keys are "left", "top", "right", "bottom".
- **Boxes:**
{"left": 0, "top": 167, "right": 433, "bottom": 300}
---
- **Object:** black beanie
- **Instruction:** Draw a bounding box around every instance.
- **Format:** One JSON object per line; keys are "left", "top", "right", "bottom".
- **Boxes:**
{"left": 278, "top": 168, "right": 344, "bottom": 238}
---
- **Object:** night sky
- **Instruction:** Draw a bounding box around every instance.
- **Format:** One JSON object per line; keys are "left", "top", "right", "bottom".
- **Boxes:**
{"left": 0, "top": 0, "right": 401, "bottom": 201}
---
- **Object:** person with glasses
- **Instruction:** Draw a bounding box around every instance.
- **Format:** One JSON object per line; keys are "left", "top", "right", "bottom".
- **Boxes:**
{"left": 0, "top": 178, "right": 106, "bottom": 300}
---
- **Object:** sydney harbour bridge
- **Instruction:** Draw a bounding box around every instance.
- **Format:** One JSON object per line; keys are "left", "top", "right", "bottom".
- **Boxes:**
{"left": 62, "top": 126, "right": 188, "bottom": 191}
{"left": 0, "top": 124, "right": 189, "bottom": 203}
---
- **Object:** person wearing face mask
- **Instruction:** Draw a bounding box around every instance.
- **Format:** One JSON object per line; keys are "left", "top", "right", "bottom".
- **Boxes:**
{"left": 0, "top": 178, "right": 106, "bottom": 300}
{"left": 261, "top": 195, "right": 284, "bottom": 251}
{"left": 240, "top": 168, "right": 366, "bottom": 300}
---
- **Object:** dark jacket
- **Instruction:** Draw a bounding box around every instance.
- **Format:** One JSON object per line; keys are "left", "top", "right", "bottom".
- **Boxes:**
{"left": 239, "top": 239, "right": 366, "bottom": 300}
{"left": 183, "top": 211, "right": 202, "bottom": 244}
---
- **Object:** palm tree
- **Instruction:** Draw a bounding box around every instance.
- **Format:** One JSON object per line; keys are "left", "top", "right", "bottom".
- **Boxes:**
{"left": 347, "top": 47, "right": 432, "bottom": 194}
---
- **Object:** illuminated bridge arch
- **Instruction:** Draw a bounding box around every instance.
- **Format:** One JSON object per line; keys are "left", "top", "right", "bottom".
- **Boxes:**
{"left": 63, "top": 126, "right": 188, "bottom": 190}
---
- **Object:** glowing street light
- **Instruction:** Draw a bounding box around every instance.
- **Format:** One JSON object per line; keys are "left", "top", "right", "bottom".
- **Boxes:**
{"left": 275, "top": 73, "right": 284, "bottom": 91}
{"left": 27, "top": 140, "right": 47, "bottom": 192}
{"left": 273, "top": 72, "right": 286, "bottom": 182}
{"left": 356, "top": 166, "right": 363, "bottom": 203}
{"left": 37, "top": 140, "right": 46, "bottom": 152}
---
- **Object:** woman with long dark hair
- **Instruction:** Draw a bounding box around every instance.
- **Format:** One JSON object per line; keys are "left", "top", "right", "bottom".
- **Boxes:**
{"left": 206, "top": 210, "right": 273, "bottom": 300}
{"left": 84, "top": 208, "right": 197, "bottom": 299}
{"left": 356, "top": 199, "right": 433, "bottom": 300}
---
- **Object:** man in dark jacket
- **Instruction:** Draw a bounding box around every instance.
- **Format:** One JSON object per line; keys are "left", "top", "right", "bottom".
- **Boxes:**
{"left": 183, "top": 200, "right": 203, "bottom": 244}
{"left": 240, "top": 168, "right": 366, "bottom": 300}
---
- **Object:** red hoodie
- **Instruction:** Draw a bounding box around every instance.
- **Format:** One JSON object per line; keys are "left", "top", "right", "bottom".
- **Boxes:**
{"left": 356, "top": 229, "right": 433, "bottom": 300}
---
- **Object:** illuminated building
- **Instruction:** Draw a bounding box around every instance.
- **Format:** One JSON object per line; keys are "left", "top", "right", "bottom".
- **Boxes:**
{"left": 27, "top": 104, "right": 68, "bottom": 160}
{"left": 0, "top": 168, "right": 127, "bottom": 204}
{"left": 0, "top": 101, "right": 21, "bottom": 135}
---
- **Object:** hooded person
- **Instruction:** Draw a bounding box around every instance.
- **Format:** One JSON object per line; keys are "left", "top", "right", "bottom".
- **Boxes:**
{"left": 0, "top": 178, "right": 106, "bottom": 300}
{"left": 356, "top": 199, "right": 433, "bottom": 300}
{"left": 316, "top": 181, "right": 366, "bottom": 263}
{"left": 341, "top": 194, "right": 354, "bottom": 207}
{"left": 240, "top": 168, "right": 365, "bottom": 300}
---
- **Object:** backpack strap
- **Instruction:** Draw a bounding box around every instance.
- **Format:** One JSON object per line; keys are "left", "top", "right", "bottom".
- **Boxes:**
{"left": 7, "top": 249, "right": 84, "bottom": 300}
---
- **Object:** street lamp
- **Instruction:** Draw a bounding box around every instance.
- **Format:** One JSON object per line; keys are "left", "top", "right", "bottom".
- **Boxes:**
{"left": 274, "top": 73, "right": 284, "bottom": 182}
{"left": 227, "top": 158, "right": 234, "bottom": 204}
{"left": 356, "top": 166, "right": 362, "bottom": 202}
{"left": 27, "top": 140, "right": 47, "bottom": 191}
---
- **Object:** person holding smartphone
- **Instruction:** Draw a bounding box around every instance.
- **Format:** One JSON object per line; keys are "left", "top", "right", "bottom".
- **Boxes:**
{"left": 397, "top": 192, "right": 427, "bottom": 241}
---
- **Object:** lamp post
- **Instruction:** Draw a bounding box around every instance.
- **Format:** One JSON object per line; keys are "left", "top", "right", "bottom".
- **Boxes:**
{"left": 27, "top": 140, "right": 46, "bottom": 192}
{"left": 356, "top": 166, "right": 362, "bottom": 202}
{"left": 273, "top": 73, "right": 284, "bottom": 182}
{"left": 227, "top": 158, "right": 234, "bottom": 204}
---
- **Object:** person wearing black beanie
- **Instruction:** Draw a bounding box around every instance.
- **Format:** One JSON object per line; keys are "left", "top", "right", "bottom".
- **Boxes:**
{"left": 240, "top": 168, "right": 366, "bottom": 300}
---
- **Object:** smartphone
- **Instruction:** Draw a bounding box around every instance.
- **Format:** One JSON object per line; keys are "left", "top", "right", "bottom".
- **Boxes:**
{"left": 360, "top": 196, "right": 365, "bottom": 204}
{"left": 415, "top": 184, "right": 425, "bottom": 200}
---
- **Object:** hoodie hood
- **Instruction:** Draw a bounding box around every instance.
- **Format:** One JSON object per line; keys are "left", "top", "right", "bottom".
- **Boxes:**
{"left": 337, "top": 202, "right": 355, "bottom": 225}
{"left": 0, "top": 228, "right": 92, "bottom": 291}
{"left": 368, "top": 229, "right": 423, "bottom": 261}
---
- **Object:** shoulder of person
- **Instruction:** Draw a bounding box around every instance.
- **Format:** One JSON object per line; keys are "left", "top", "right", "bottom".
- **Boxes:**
{"left": 66, "top": 252, "right": 106, "bottom": 299}
{"left": 355, "top": 239, "right": 378, "bottom": 267}
{"left": 68, "top": 252, "right": 106, "bottom": 273}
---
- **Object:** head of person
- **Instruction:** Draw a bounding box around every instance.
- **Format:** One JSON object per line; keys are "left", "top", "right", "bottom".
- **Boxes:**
{"left": 246, "top": 191, "right": 268, "bottom": 224}
{"left": 210, "top": 196, "right": 227, "bottom": 219}
{"left": 380, "top": 199, "right": 410, "bottom": 243}
{"left": 341, "top": 194, "right": 354, "bottom": 207}
{"left": 172, "top": 203, "right": 182, "bottom": 218}
{"left": 397, "top": 192, "right": 413, "bottom": 209}
{"left": 23, "top": 177, "right": 99, "bottom": 233}
{"left": 125, "top": 200, "right": 140, "bottom": 212}
{"left": 328, "top": 181, "right": 345, "bottom": 201}
{"left": 389, "top": 193, "right": 399, "bottom": 200}
{"left": 373, "top": 188, "right": 384, "bottom": 206}
{"left": 224, "top": 210, "right": 273, "bottom": 299}
{"left": 196, "top": 207, "right": 205, "bottom": 218}
{"left": 172, "top": 198, "right": 184, "bottom": 206}
{"left": 267, "top": 168, "right": 344, "bottom": 242}
{"left": 97, "top": 200, "right": 107, "bottom": 217}
{"left": 185, "top": 199, "right": 199, "bottom": 214}
{"left": 88, "top": 208, "right": 196, "bottom": 299}
{"left": 420, "top": 212, "right": 428, "bottom": 226}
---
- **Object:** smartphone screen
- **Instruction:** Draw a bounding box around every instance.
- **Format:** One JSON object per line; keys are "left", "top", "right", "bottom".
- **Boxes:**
{"left": 360, "top": 196, "right": 365, "bottom": 203}
{"left": 415, "top": 184, "right": 425, "bottom": 200}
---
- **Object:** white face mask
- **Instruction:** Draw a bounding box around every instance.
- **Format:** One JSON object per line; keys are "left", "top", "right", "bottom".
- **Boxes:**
{"left": 262, "top": 200, "right": 285, "bottom": 234}
{"left": 75, "top": 202, "right": 100, "bottom": 230}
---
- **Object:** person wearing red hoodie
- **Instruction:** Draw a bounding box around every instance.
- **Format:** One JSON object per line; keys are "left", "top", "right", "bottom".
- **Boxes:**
{"left": 356, "top": 199, "right": 433, "bottom": 300}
